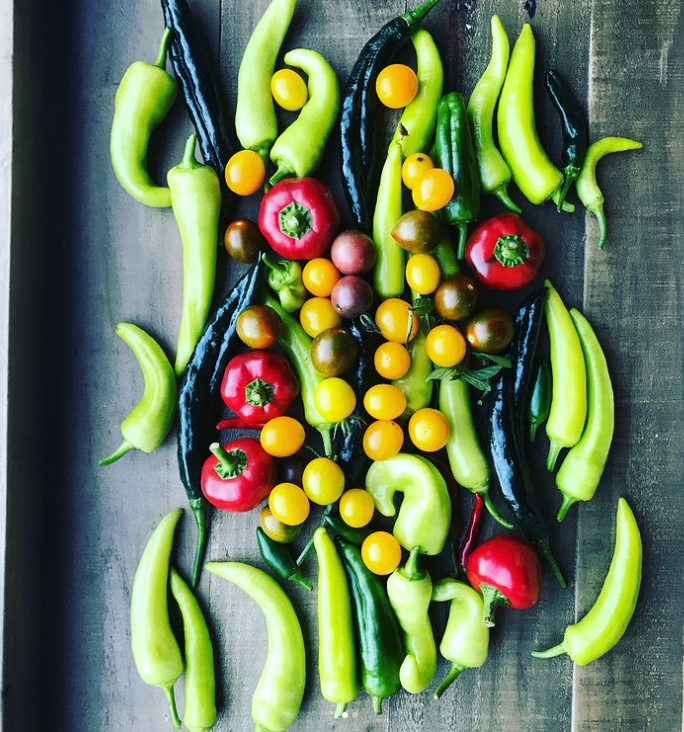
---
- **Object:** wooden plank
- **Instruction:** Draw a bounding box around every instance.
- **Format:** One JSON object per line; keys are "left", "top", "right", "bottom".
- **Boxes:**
{"left": 567, "top": 1, "right": 684, "bottom": 729}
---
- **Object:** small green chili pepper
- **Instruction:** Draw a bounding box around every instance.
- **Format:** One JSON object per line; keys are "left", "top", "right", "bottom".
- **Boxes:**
{"left": 431, "top": 578, "right": 489, "bottom": 698}
{"left": 432, "top": 239, "right": 460, "bottom": 278}
{"left": 313, "top": 527, "right": 358, "bottom": 718}
{"left": 235, "top": 0, "right": 297, "bottom": 161}
{"left": 100, "top": 323, "right": 177, "bottom": 466}
{"left": 372, "top": 140, "right": 405, "bottom": 298}
{"left": 544, "top": 280, "right": 587, "bottom": 471}
{"left": 467, "top": 15, "right": 520, "bottom": 213}
{"left": 528, "top": 358, "right": 552, "bottom": 442}
{"left": 263, "top": 255, "right": 307, "bottom": 313}
{"left": 392, "top": 331, "right": 433, "bottom": 416}
{"left": 270, "top": 49, "right": 340, "bottom": 184}
{"left": 387, "top": 547, "right": 437, "bottom": 694}
{"left": 168, "top": 134, "right": 221, "bottom": 377}
{"left": 206, "top": 561, "right": 306, "bottom": 732}
{"left": 169, "top": 569, "right": 217, "bottom": 732}
{"left": 555, "top": 309, "right": 614, "bottom": 520}
{"left": 257, "top": 527, "right": 312, "bottom": 590}
{"left": 389, "top": 29, "right": 443, "bottom": 158}
{"left": 131, "top": 509, "right": 184, "bottom": 728}
{"left": 533, "top": 498, "right": 642, "bottom": 665}
{"left": 576, "top": 136, "right": 643, "bottom": 249}
{"left": 324, "top": 512, "right": 371, "bottom": 545}
{"left": 110, "top": 28, "right": 177, "bottom": 208}
{"left": 366, "top": 453, "right": 451, "bottom": 556}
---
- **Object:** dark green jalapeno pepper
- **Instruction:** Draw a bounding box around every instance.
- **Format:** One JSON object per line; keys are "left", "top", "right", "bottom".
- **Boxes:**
{"left": 324, "top": 512, "right": 372, "bottom": 546}
{"left": 528, "top": 358, "right": 551, "bottom": 441}
{"left": 257, "top": 527, "right": 312, "bottom": 590}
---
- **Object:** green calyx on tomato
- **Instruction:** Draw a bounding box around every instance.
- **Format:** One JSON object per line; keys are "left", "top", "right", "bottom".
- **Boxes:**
{"left": 278, "top": 201, "right": 313, "bottom": 240}
{"left": 245, "top": 378, "right": 276, "bottom": 407}
{"left": 493, "top": 235, "right": 528, "bottom": 267}
{"left": 209, "top": 443, "right": 248, "bottom": 480}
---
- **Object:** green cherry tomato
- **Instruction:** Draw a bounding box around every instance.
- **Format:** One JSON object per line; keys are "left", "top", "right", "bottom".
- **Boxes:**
{"left": 302, "top": 457, "right": 345, "bottom": 505}
{"left": 259, "top": 506, "right": 303, "bottom": 543}
{"left": 311, "top": 327, "right": 359, "bottom": 377}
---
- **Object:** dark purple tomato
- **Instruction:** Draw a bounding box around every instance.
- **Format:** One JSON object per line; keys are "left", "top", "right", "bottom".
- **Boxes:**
{"left": 331, "top": 276, "right": 374, "bottom": 318}
{"left": 464, "top": 309, "right": 515, "bottom": 354}
{"left": 311, "top": 327, "right": 359, "bottom": 377}
{"left": 259, "top": 506, "right": 303, "bottom": 543}
{"left": 277, "top": 454, "right": 308, "bottom": 486}
{"left": 224, "top": 219, "right": 265, "bottom": 263}
{"left": 330, "top": 230, "right": 377, "bottom": 275}
{"left": 390, "top": 210, "right": 448, "bottom": 254}
{"left": 434, "top": 275, "right": 478, "bottom": 321}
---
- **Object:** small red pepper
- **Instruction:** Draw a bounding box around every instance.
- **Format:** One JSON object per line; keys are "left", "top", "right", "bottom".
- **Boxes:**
{"left": 466, "top": 534, "right": 542, "bottom": 627}
{"left": 201, "top": 438, "right": 276, "bottom": 512}
{"left": 259, "top": 177, "right": 340, "bottom": 260}
{"left": 465, "top": 212, "right": 545, "bottom": 291}
{"left": 458, "top": 493, "right": 484, "bottom": 575}
{"left": 220, "top": 350, "right": 299, "bottom": 426}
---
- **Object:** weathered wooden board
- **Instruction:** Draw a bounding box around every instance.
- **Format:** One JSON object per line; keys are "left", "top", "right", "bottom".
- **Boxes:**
{"left": 2, "top": 0, "right": 683, "bottom": 730}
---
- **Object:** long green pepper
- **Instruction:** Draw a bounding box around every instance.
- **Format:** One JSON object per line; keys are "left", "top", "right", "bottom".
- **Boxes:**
{"left": 392, "top": 331, "right": 433, "bottom": 416}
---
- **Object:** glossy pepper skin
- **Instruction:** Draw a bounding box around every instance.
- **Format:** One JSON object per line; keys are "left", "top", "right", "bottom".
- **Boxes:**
{"left": 110, "top": 29, "right": 176, "bottom": 208}
{"left": 555, "top": 310, "right": 614, "bottom": 520}
{"left": 313, "top": 528, "right": 358, "bottom": 718}
{"left": 169, "top": 569, "right": 217, "bottom": 732}
{"left": 131, "top": 509, "right": 184, "bottom": 728}
{"left": 387, "top": 547, "right": 437, "bottom": 694}
{"left": 324, "top": 512, "right": 372, "bottom": 546}
{"left": 168, "top": 134, "right": 221, "bottom": 377}
{"left": 466, "top": 534, "right": 542, "bottom": 627}
{"left": 533, "top": 498, "right": 642, "bottom": 665}
{"left": 528, "top": 358, "right": 552, "bottom": 441}
{"left": 100, "top": 323, "right": 177, "bottom": 466}
{"left": 262, "top": 255, "right": 307, "bottom": 313}
{"left": 178, "top": 260, "right": 265, "bottom": 586}
{"left": 257, "top": 527, "right": 312, "bottom": 590}
{"left": 467, "top": 15, "right": 520, "bottom": 213}
{"left": 366, "top": 453, "right": 451, "bottom": 556}
{"left": 431, "top": 578, "right": 489, "bottom": 698}
{"left": 220, "top": 351, "right": 299, "bottom": 426}
{"left": 206, "top": 562, "right": 306, "bottom": 732}
{"left": 336, "top": 538, "right": 403, "bottom": 714}
{"left": 465, "top": 213, "right": 545, "bottom": 291}
{"left": 259, "top": 178, "right": 340, "bottom": 260}
{"left": 458, "top": 493, "right": 484, "bottom": 575}
{"left": 340, "top": 0, "right": 444, "bottom": 232}
{"left": 392, "top": 331, "right": 433, "bottom": 416}
{"left": 270, "top": 49, "right": 341, "bottom": 184}
{"left": 161, "top": 0, "right": 234, "bottom": 176}
{"left": 236, "top": 0, "right": 297, "bottom": 161}
{"left": 576, "top": 136, "right": 643, "bottom": 249}
{"left": 435, "top": 92, "right": 481, "bottom": 259}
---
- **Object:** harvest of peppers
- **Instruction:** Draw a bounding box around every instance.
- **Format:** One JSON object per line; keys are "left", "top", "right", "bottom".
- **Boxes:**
{"left": 104, "top": 0, "right": 644, "bottom": 729}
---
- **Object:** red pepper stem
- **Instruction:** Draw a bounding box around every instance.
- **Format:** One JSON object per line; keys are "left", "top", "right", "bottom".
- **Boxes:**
{"left": 334, "top": 703, "right": 347, "bottom": 719}
{"left": 154, "top": 27, "right": 173, "bottom": 70}
{"left": 493, "top": 234, "right": 528, "bottom": 267}
{"left": 480, "top": 584, "right": 509, "bottom": 627}
{"left": 433, "top": 663, "right": 465, "bottom": 699}
{"left": 165, "top": 686, "right": 182, "bottom": 729}
{"left": 456, "top": 223, "right": 468, "bottom": 260}
{"left": 494, "top": 186, "right": 522, "bottom": 214}
{"left": 244, "top": 378, "right": 275, "bottom": 407}
{"left": 531, "top": 642, "right": 567, "bottom": 659}
{"left": 535, "top": 538, "right": 567, "bottom": 588}
{"left": 481, "top": 490, "right": 514, "bottom": 530}
{"left": 99, "top": 439, "right": 134, "bottom": 466}
{"left": 209, "top": 442, "right": 247, "bottom": 479}
{"left": 190, "top": 498, "right": 208, "bottom": 587}
{"left": 403, "top": 546, "right": 423, "bottom": 581}
{"left": 557, "top": 494, "right": 577, "bottom": 522}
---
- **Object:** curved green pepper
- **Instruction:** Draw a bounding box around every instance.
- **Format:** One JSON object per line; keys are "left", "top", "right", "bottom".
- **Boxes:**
{"left": 392, "top": 331, "right": 433, "bottom": 416}
{"left": 533, "top": 498, "right": 642, "bottom": 665}
{"left": 365, "top": 453, "right": 451, "bottom": 555}
{"left": 386, "top": 547, "right": 437, "bottom": 694}
{"left": 206, "top": 561, "right": 306, "bottom": 732}
{"left": 431, "top": 578, "right": 489, "bottom": 698}
{"left": 263, "top": 255, "right": 307, "bottom": 313}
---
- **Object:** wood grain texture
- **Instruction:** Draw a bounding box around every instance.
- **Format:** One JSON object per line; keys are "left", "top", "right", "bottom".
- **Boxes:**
{"left": 2, "top": 0, "right": 683, "bottom": 730}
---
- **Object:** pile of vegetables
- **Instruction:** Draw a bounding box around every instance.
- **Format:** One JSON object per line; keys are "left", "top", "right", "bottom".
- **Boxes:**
{"left": 103, "top": 0, "right": 644, "bottom": 729}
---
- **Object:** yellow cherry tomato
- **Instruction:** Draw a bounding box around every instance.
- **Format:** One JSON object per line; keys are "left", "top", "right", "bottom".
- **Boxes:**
{"left": 374, "top": 341, "right": 411, "bottom": 380}
{"left": 412, "top": 168, "right": 455, "bottom": 212}
{"left": 302, "top": 457, "right": 345, "bottom": 505}
{"left": 269, "top": 482, "right": 311, "bottom": 526}
{"left": 402, "top": 153, "right": 434, "bottom": 190}
{"left": 363, "top": 420, "right": 404, "bottom": 461}
{"left": 302, "top": 258, "right": 341, "bottom": 297}
{"left": 406, "top": 253, "right": 441, "bottom": 295}
{"left": 426, "top": 324, "right": 467, "bottom": 368}
{"left": 408, "top": 407, "right": 450, "bottom": 452}
{"left": 270, "top": 68, "right": 308, "bottom": 111}
{"left": 363, "top": 384, "right": 407, "bottom": 421}
{"left": 376, "top": 64, "right": 419, "bottom": 109}
{"left": 375, "top": 298, "right": 419, "bottom": 343}
{"left": 299, "top": 297, "right": 341, "bottom": 338}
{"left": 339, "top": 489, "right": 375, "bottom": 528}
{"left": 314, "top": 377, "right": 357, "bottom": 423}
{"left": 260, "top": 416, "right": 305, "bottom": 457}
{"left": 224, "top": 149, "right": 266, "bottom": 196}
{"left": 362, "top": 531, "right": 402, "bottom": 575}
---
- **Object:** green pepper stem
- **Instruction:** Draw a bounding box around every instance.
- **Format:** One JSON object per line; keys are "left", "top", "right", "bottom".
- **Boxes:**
{"left": 546, "top": 440, "right": 563, "bottom": 471}
{"left": 269, "top": 164, "right": 294, "bottom": 186}
{"left": 555, "top": 167, "right": 579, "bottom": 211}
{"left": 550, "top": 188, "right": 575, "bottom": 213}
{"left": 456, "top": 223, "right": 468, "bottom": 260}
{"left": 290, "top": 570, "right": 313, "bottom": 591}
{"left": 535, "top": 538, "right": 567, "bottom": 588}
{"left": 557, "top": 494, "right": 577, "bottom": 522}
{"left": 165, "top": 686, "right": 181, "bottom": 729}
{"left": 493, "top": 234, "right": 528, "bottom": 267}
{"left": 154, "top": 27, "right": 173, "bottom": 69}
{"left": 481, "top": 490, "right": 514, "bottom": 530}
{"left": 99, "top": 439, "right": 134, "bottom": 466}
{"left": 319, "top": 427, "right": 333, "bottom": 458}
{"left": 531, "top": 642, "right": 567, "bottom": 659}
{"left": 594, "top": 204, "right": 608, "bottom": 249}
{"left": 480, "top": 584, "right": 509, "bottom": 627}
{"left": 296, "top": 534, "right": 316, "bottom": 567}
{"left": 433, "top": 663, "right": 465, "bottom": 699}
{"left": 334, "top": 703, "right": 347, "bottom": 719}
{"left": 372, "top": 695, "right": 383, "bottom": 715}
{"left": 530, "top": 420, "right": 540, "bottom": 442}
{"left": 404, "top": 0, "right": 443, "bottom": 26}
{"left": 403, "top": 546, "right": 423, "bottom": 581}
{"left": 178, "top": 134, "right": 201, "bottom": 170}
{"left": 494, "top": 185, "right": 522, "bottom": 214}
{"left": 190, "top": 498, "right": 208, "bottom": 587}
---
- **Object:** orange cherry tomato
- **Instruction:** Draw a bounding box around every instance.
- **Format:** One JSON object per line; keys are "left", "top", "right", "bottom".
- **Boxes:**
{"left": 406, "top": 253, "right": 441, "bottom": 295}
{"left": 376, "top": 64, "right": 419, "bottom": 109}
{"left": 270, "top": 69, "right": 308, "bottom": 111}
{"left": 362, "top": 531, "right": 402, "bottom": 575}
{"left": 374, "top": 341, "right": 411, "bottom": 380}
{"left": 363, "top": 420, "right": 404, "bottom": 461}
{"left": 408, "top": 407, "right": 450, "bottom": 452}
{"left": 224, "top": 150, "right": 266, "bottom": 196}
{"left": 425, "top": 324, "right": 467, "bottom": 368}
{"left": 302, "top": 258, "right": 341, "bottom": 297}
{"left": 363, "top": 384, "right": 407, "bottom": 421}
{"left": 260, "top": 416, "right": 305, "bottom": 457}
{"left": 412, "top": 168, "right": 455, "bottom": 212}
{"left": 375, "top": 298, "right": 419, "bottom": 343}
{"left": 402, "top": 153, "right": 434, "bottom": 190}
{"left": 339, "top": 489, "right": 375, "bottom": 528}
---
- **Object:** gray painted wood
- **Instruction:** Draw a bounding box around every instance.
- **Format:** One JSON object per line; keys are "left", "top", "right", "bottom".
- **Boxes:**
{"left": 2, "top": 0, "right": 683, "bottom": 730}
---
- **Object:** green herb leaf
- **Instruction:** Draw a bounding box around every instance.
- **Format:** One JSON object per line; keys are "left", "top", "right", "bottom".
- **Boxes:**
{"left": 476, "top": 353, "right": 511, "bottom": 368}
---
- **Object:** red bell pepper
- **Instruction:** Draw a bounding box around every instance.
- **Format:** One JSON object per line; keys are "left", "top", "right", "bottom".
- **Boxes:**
{"left": 466, "top": 534, "right": 542, "bottom": 627}
{"left": 465, "top": 213, "right": 545, "bottom": 291}
{"left": 258, "top": 177, "right": 340, "bottom": 260}
{"left": 201, "top": 438, "right": 276, "bottom": 512}
{"left": 219, "top": 350, "right": 299, "bottom": 426}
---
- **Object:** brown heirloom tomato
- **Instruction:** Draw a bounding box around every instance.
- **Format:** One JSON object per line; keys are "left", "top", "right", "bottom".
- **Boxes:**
{"left": 434, "top": 275, "right": 478, "bottom": 321}
{"left": 465, "top": 309, "right": 515, "bottom": 354}
{"left": 311, "top": 327, "right": 359, "bottom": 377}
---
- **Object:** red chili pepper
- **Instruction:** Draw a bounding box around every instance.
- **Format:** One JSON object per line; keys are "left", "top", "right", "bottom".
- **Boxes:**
{"left": 458, "top": 493, "right": 484, "bottom": 575}
{"left": 258, "top": 177, "right": 340, "bottom": 260}
{"left": 220, "top": 351, "right": 299, "bottom": 426}
{"left": 466, "top": 534, "right": 542, "bottom": 627}
{"left": 465, "top": 212, "right": 545, "bottom": 291}
{"left": 201, "top": 438, "right": 276, "bottom": 512}
{"left": 216, "top": 417, "right": 267, "bottom": 431}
